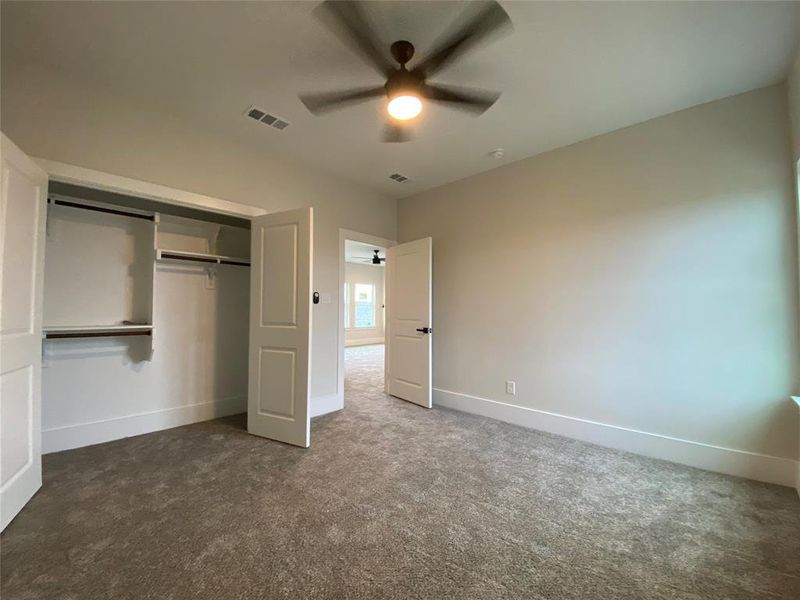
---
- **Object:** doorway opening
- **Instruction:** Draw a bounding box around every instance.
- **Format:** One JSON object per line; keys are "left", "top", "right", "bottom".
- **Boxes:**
{"left": 338, "top": 230, "right": 395, "bottom": 405}
{"left": 344, "top": 240, "right": 386, "bottom": 390}
{"left": 338, "top": 230, "right": 432, "bottom": 410}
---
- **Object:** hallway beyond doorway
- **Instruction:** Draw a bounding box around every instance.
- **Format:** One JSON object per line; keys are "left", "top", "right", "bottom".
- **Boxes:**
{"left": 345, "top": 344, "right": 384, "bottom": 396}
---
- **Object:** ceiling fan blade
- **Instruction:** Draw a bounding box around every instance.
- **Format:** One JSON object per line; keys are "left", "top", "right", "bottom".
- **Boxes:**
{"left": 315, "top": 0, "right": 395, "bottom": 77}
{"left": 382, "top": 122, "right": 413, "bottom": 143}
{"left": 412, "top": 1, "right": 511, "bottom": 78}
{"left": 299, "top": 86, "right": 385, "bottom": 114}
{"left": 422, "top": 83, "right": 500, "bottom": 114}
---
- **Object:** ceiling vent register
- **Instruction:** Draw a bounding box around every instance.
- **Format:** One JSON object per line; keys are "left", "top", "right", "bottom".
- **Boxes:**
{"left": 389, "top": 173, "right": 409, "bottom": 183}
{"left": 246, "top": 106, "right": 290, "bottom": 130}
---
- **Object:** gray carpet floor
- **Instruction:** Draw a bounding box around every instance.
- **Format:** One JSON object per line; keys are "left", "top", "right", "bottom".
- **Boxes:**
{"left": 2, "top": 344, "right": 799, "bottom": 599}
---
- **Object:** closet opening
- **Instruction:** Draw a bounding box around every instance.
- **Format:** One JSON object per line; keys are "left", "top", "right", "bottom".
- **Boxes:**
{"left": 41, "top": 181, "right": 252, "bottom": 452}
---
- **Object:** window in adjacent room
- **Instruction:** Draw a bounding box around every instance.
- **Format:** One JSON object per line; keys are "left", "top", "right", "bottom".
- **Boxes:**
{"left": 353, "top": 283, "right": 375, "bottom": 328}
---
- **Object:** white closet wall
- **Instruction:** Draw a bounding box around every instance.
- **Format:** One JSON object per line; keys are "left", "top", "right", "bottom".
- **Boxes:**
{"left": 41, "top": 199, "right": 250, "bottom": 452}
{"left": 44, "top": 204, "right": 153, "bottom": 327}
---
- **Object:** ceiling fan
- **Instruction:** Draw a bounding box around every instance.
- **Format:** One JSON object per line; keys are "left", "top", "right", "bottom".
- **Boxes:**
{"left": 353, "top": 249, "right": 386, "bottom": 265}
{"left": 299, "top": 0, "right": 512, "bottom": 142}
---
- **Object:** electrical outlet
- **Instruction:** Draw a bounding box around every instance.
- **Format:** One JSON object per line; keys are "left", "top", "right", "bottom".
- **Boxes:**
{"left": 505, "top": 380, "right": 516, "bottom": 395}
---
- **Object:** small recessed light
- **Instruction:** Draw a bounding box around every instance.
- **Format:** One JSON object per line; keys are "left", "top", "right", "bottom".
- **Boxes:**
{"left": 489, "top": 148, "right": 505, "bottom": 159}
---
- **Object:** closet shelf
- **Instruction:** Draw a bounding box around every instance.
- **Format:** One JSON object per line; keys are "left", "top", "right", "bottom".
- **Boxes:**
{"left": 156, "top": 249, "right": 250, "bottom": 267}
{"left": 43, "top": 324, "right": 154, "bottom": 339}
{"left": 48, "top": 196, "right": 155, "bottom": 222}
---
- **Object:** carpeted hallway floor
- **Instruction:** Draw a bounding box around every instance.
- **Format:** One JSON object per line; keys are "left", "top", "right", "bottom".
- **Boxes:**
{"left": 2, "top": 344, "right": 799, "bottom": 599}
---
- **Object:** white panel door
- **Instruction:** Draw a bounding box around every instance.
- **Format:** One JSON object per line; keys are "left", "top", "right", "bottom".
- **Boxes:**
{"left": 385, "top": 237, "right": 432, "bottom": 408}
{"left": 248, "top": 207, "right": 313, "bottom": 447}
{"left": 0, "top": 134, "right": 47, "bottom": 531}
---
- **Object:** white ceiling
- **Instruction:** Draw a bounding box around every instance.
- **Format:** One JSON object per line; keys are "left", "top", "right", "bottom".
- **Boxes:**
{"left": 2, "top": 1, "right": 798, "bottom": 199}
{"left": 345, "top": 240, "right": 385, "bottom": 266}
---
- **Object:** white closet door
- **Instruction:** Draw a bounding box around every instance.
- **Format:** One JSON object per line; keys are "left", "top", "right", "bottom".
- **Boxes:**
{"left": 247, "top": 207, "right": 313, "bottom": 448}
{"left": 385, "top": 237, "right": 432, "bottom": 408}
{"left": 0, "top": 134, "right": 47, "bottom": 531}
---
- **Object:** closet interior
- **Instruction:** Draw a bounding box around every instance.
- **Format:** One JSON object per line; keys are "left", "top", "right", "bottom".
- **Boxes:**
{"left": 41, "top": 182, "right": 252, "bottom": 452}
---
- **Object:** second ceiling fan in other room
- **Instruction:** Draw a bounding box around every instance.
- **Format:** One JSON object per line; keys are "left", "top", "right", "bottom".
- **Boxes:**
{"left": 353, "top": 249, "right": 386, "bottom": 265}
{"left": 299, "top": 0, "right": 512, "bottom": 142}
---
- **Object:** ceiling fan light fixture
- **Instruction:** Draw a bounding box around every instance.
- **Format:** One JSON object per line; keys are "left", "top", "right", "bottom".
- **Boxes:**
{"left": 387, "top": 94, "right": 422, "bottom": 121}
{"left": 299, "top": 0, "right": 511, "bottom": 140}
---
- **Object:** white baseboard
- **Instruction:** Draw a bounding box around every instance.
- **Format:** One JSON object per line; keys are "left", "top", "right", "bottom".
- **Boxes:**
{"left": 434, "top": 388, "right": 799, "bottom": 488}
{"left": 345, "top": 338, "right": 384, "bottom": 347}
{"left": 796, "top": 461, "right": 800, "bottom": 499}
{"left": 793, "top": 397, "right": 800, "bottom": 498}
{"left": 310, "top": 393, "right": 344, "bottom": 418}
{"left": 43, "top": 397, "right": 246, "bottom": 454}
{"left": 45, "top": 393, "right": 345, "bottom": 453}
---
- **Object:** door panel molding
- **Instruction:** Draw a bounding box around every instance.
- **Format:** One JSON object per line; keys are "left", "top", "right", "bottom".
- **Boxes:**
{"left": 385, "top": 237, "right": 432, "bottom": 408}
{"left": 247, "top": 207, "right": 312, "bottom": 447}
{"left": 1, "top": 133, "right": 47, "bottom": 531}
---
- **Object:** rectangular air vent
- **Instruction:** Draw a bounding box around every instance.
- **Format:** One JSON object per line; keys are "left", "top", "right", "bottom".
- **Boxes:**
{"left": 389, "top": 173, "right": 409, "bottom": 183}
{"left": 245, "top": 106, "right": 290, "bottom": 131}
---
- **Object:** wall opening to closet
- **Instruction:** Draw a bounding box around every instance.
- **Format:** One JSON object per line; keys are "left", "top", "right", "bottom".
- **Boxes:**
{"left": 42, "top": 181, "right": 252, "bottom": 452}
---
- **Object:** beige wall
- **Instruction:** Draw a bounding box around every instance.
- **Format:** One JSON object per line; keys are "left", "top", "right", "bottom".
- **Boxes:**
{"left": 786, "top": 54, "right": 800, "bottom": 480}
{"left": 399, "top": 84, "right": 799, "bottom": 460}
{"left": 1, "top": 64, "right": 396, "bottom": 401}
{"left": 344, "top": 262, "right": 385, "bottom": 346}
{"left": 788, "top": 54, "right": 800, "bottom": 159}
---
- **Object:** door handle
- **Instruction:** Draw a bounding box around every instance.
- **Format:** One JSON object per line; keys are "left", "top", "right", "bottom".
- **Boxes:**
{"left": 416, "top": 327, "right": 432, "bottom": 334}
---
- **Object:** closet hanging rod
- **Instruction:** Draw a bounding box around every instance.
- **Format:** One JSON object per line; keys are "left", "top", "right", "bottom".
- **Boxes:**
{"left": 43, "top": 324, "right": 154, "bottom": 339}
{"left": 45, "top": 330, "right": 152, "bottom": 340}
{"left": 157, "top": 249, "right": 251, "bottom": 267}
{"left": 48, "top": 197, "right": 155, "bottom": 222}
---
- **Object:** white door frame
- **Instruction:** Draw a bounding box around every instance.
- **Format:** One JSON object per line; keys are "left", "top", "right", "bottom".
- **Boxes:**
{"left": 338, "top": 229, "right": 396, "bottom": 405}
{"left": 34, "top": 159, "right": 264, "bottom": 219}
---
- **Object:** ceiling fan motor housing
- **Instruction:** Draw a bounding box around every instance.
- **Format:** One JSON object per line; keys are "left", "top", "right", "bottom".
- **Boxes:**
{"left": 385, "top": 68, "right": 423, "bottom": 99}
{"left": 390, "top": 40, "right": 415, "bottom": 65}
